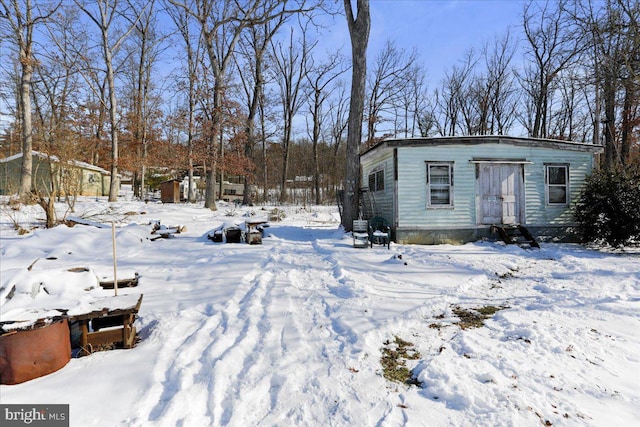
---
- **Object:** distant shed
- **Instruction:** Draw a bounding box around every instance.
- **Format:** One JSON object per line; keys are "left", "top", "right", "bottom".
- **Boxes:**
{"left": 159, "top": 179, "right": 181, "bottom": 203}
{"left": 0, "top": 151, "right": 111, "bottom": 196}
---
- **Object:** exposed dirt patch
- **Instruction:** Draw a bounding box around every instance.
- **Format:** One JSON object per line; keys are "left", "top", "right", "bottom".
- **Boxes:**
{"left": 452, "top": 305, "right": 508, "bottom": 330}
{"left": 380, "top": 336, "right": 423, "bottom": 386}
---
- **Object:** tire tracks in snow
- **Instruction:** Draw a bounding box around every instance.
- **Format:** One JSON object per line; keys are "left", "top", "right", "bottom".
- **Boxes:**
{"left": 129, "top": 248, "right": 277, "bottom": 426}
{"left": 131, "top": 235, "right": 369, "bottom": 426}
{"left": 128, "top": 234, "right": 404, "bottom": 426}
{"left": 210, "top": 237, "right": 368, "bottom": 425}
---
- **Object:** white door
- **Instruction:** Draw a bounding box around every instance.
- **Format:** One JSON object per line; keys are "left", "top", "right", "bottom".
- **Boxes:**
{"left": 478, "top": 164, "right": 523, "bottom": 225}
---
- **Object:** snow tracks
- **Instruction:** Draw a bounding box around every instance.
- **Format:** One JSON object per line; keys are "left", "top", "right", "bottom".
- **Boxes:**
{"left": 129, "top": 233, "right": 369, "bottom": 426}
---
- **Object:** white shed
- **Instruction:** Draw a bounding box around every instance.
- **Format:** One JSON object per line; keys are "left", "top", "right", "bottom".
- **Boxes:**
{"left": 359, "top": 136, "right": 603, "bottom": 245}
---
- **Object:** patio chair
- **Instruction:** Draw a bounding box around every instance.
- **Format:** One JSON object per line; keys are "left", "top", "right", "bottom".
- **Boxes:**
{"left": 352, "top": 219, "right": 369, "bottom": 248}
{"left": 369, "top": 216, "right": 391, "bottom": 249}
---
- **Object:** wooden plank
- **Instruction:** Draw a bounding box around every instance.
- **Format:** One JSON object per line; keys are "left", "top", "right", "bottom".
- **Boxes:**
{"left": 86, "top": 328, "right": 124, "bottom": 347}
{"left": 99, "top": 275, "right": 138, "bottom": 290}
{"left": 518, "top": 225, "right": 540, "bottom": 248}
{"left": 124, "top": 326, "right": 136, "bottom": 348}
{"left": 68, "top": 294, "right": 143, "bottom": 321}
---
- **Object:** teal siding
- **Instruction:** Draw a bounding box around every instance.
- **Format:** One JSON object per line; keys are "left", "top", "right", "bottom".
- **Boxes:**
{"left": 360, "top": 147, "right": 395, "bottom": 223}
{"left": 360, "top": 138, "right": 599, "bottom": 245}
{"left": 359, "top": 137, "right": 601, "bottom": 244}
{"left": 396, "top": 146, "right": 476, "bottom": 228}
{"left": 523, "top": 148, "right": 594, "bottom": 225}
{"left": 393, "top": 144, "right": 595, "bottom": 228}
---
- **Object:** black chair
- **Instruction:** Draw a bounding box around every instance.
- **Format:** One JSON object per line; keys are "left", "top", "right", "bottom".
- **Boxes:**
{"left": 224, "top": 227, "right": 243, "bottom": 243}
{"left": 369, "top": 216, "right": 391, "bottom": 249}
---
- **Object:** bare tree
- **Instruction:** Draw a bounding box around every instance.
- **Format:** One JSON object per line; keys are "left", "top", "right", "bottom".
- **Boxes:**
{"left": 124, "top": 0, "right": 164, "bottom": 200}
{"left": 520, "top": 0, "right": 585, "bottom": 138}
{"left": 165, "top": 1, "right": 207, "bottom": 203}
{"left": 169, "top": 0, "right": 312, "bottom": 210}
{"left": 325, "top": 80, "right": 349, "bottom": 197}
{"left": 270, "top": 25, "right": 312, "bottom": 202}
{"left": 74, "top": 0, "right": 149, "bottom": 201}
{"left": 393, "top": 62, "right": 428, "bottom": 138}
{"left": 615, "top": 0, "right": 639, "bottom": 168}
{"left": 32, "top": 15, "right": 85, "bottom": 209}
{"left": 305, "top": 50, "right": 348, "bottom": 204}
{"left": 547, "top": 69, "right": 591, "bottom": 140}
{"left": 365, "top": 39, "right": 417, "bottom": 143}
{"left": 476, "top": 31, "right": 519, "bottom": 135}
{"left": 235, "top": 12, "right": 289, "bottom": 205}
{"left": 0, "top": 0, "right": 59, "bottom": 199}
{"left": 572, "top": 0, "right": 640, "bottom": 170}
{"left": 342, "top": 0, "right": 369, "bottom": 231}
{"left": 257, "top": 83, "right": 281, "bottom": 202}
{"left": 435, "top": 50, "right": 477, "bottom": 136}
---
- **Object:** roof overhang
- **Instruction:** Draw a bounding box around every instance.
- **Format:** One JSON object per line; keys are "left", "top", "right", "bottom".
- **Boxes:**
{"left": 361, "top": 135, "right": 605, "bottom": 156}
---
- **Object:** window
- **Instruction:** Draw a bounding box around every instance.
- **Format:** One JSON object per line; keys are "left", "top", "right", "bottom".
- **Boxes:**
{"left": 368, "top": 168, "right": 384, "bottom": 192}
{"left": 427, "top": 162, "right": 453, "bottom": 207}
{"left": 546, "top": 164, "right": 569, "bottom": 205}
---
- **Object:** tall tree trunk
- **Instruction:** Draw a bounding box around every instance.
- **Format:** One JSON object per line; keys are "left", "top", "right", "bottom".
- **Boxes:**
{"left": 343, "top": 0, "right": 370, "bottom": 231}
{"left": 620, "top": 80, "right": 635, "bottom": 166}
{"left": 603, "top": 73, "right": 617, "bottom": 170}
{"left": 260, "top": 95, "right": 269, "bottom": 202}
{"left": 104, "top": 38, "right": 120, "bottom": 202}
{"left": 312, "top": 91, "right": 321, "bottom": 205}
{"left": 19, "top": 56, "right": 34, "bottom": 197}
{"left": 1, "top": 0, "right": 39, "bottom": 198}
{"left": 279, "top": 123, "right": 291, "bottom": 202}
{"left": 242, "top": 41, "right": 264, "bottom": 205}
{"left": 77, "top": 0, "right": 146, "bottom": 202}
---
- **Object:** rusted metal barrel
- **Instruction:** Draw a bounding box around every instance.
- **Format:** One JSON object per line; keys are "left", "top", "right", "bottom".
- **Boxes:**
{"left": 0, "top": 318, "right": 71, "bottom": 385}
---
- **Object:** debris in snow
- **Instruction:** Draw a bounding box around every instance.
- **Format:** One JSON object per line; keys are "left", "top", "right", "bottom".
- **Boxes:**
{"left": 1, "top": 198, "right": 638, "bottom": 426}
{"left": 380, "top": 336, "right": 422, "bottom": 387}
{"left": 66, "top": 216, "right": 110, "bottom": 228}
{"left": 451, "top": 305, "right": 509, "bottom": 330}
{"left": 149, "top": 220, "right": 186, "bottom": 240}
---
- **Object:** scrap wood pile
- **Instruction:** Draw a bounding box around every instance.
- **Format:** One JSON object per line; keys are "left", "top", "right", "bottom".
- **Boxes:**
{"left": 0, "top": 293, "right": 143, "bottom": 385}
{"left": 207, "top": 219, "right": 269, "bottom": 244}
{"left": 150, "top": 220, "right": 186, "bottom": 240}
{"left": 1, "top": 260, "right": 143, "bottom": 385}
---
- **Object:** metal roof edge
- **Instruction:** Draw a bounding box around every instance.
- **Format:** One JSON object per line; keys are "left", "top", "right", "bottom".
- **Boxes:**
{"left": 360, "top": 135, "right": 604, "bottom": 155}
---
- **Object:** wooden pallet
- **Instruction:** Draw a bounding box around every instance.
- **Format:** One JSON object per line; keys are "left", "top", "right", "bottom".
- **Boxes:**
{"left": 69, "top": 294, "right": 143, "bottom": 356}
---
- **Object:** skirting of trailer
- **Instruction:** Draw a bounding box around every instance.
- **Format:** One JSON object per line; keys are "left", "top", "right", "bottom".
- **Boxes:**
{"left": 394, "top": 225, "right": 580, "bottom": 245}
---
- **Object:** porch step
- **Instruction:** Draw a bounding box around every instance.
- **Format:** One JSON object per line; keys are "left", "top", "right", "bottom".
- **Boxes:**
{"left": 492, "top": 225, "right": 540, "bottom": 249}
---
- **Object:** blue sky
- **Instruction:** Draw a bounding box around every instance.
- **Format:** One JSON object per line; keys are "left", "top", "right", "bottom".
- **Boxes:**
{"left": 330, "top": 0, "right": 527, "bottom": 83}
{"left": 0, "top": 1, "right": 528, "bottom": 132}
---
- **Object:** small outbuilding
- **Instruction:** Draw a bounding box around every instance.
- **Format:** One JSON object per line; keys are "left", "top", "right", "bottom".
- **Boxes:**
{"left": 159, "top": 179, "right": 182, "bottom": 203}
{"left": 0, "top": 151, "right": 111, "bottom": 196}
{"left": 359, "top": 136, "right": 603, "bottom": 245}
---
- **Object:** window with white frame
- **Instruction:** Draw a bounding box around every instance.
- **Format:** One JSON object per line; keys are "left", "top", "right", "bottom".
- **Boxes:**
{"left": 545, "top": 164, "right": 569, "bottom": 205}
{"left": 426, "top": 162, "right": 454, "bottom": 207}
{"left": 368, "top": 168, "right": 384, "bottom": 192}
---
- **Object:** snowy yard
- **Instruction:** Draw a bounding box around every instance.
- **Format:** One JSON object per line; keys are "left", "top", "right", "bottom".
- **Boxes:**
{"left": 1, "top": 198, "right": 639, "bottom": 426}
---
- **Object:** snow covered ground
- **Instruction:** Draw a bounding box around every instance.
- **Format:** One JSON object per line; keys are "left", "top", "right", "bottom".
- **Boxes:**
{"left": 1, "top": 197, "right": 639, "bottom": 427}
